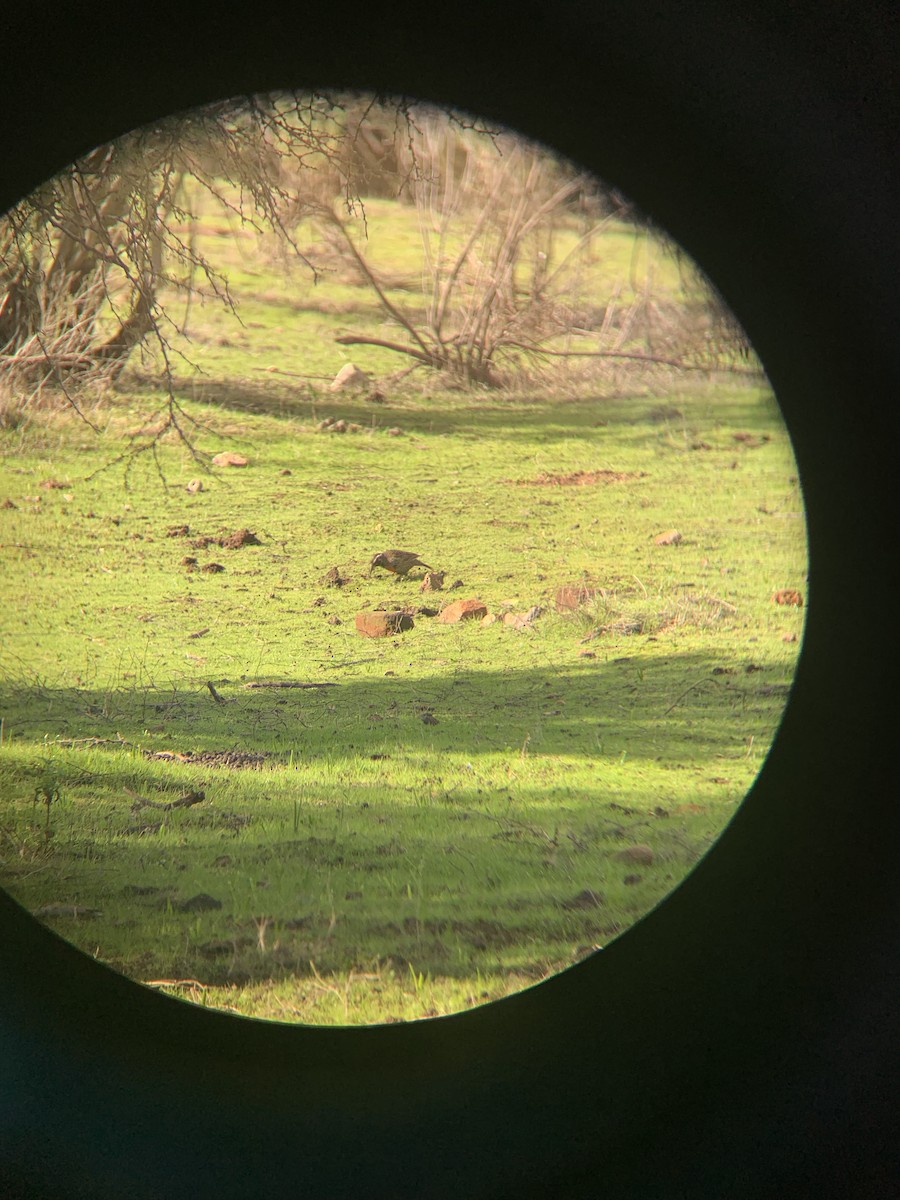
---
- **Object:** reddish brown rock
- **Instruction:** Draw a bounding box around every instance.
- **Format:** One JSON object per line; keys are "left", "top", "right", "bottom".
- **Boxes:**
{"left": 556, "top": 585, "right": 598, "bottom": 612}
{"left": 773, "top": 588, "right": 803, "bottom": 607}
{"left": 615, "top": 844, "right": 655, "bottom": 866}
{"left": 212, "top": 451, "right": 248, "bottom": 467}
{"left": 355, "top": 610, "right": 414, "bottom": 637}
{"left": 438, "top": 598, "right": 488, "bottom": 623}
{"left": 654, "top": 529, "right": 683, "bottom": 545}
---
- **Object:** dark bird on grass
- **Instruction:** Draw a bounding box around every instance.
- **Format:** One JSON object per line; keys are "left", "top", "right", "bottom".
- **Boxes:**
{"left": 369, "top": 549, "right": 434, "bottom": 577}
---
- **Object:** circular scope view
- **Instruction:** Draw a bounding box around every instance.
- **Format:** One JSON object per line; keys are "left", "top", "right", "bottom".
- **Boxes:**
{"left": 0, "top": 93, "right": 807, "bottom": 1024}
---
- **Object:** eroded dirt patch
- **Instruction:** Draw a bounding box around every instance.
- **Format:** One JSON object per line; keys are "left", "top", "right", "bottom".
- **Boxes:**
{"left": 512, "top": 469, "right": 647, "bottom": 486}
{"left": 144, "top": 749, "right": 270, "bottom": 768}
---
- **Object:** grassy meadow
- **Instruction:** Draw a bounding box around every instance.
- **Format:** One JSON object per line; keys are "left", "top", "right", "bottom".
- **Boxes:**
{"left": 0, "top": 192, "right": 807, "bottom": 1025}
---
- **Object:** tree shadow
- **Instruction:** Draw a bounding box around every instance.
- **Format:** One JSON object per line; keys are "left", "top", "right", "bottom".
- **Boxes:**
{"left": 0, "top": 649, "right": 793, "bottom": 768}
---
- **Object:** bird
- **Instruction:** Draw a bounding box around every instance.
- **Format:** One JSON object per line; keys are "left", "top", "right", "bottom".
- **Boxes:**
{"left": 369, "top": 549, "right": 434, "bottom": 577}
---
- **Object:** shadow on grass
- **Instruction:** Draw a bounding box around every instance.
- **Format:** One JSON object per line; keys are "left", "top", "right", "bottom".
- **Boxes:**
{"left": 0, "top": 651, "right": 792, "bottom": 1000}
{"left": 0, "top": 650, "right": 792, "bottom": 769}
{"left": 122, "top": 370, "right": 776, "bottom": 444}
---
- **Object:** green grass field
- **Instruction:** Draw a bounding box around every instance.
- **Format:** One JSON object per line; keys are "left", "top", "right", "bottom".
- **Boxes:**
{"left": 0, "top": 196, "right": 807, "bottom": 1025}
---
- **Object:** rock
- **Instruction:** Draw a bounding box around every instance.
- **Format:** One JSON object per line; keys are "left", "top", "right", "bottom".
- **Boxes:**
{"left": 181, "top": 556, "right": 198, "bottom": 568}
{"left": 186, "top": 478, "right": 204, "bottom": 493}
{"left": 556, "top": 584, "right": 598, "bottom": 612}
{"left": 438, "top": 598, "right": 488, "bottom": 623}
{"left": 166, "top": 524, "right": 190, "bottom": 537}
{"left": 348, "top": 423, "right": 362, "bottom": 433}
{"left": 279, "top": 468, "right": 292, "bottom": 476}
{"left": 773, "top": 588, "right": 803, "bottom": 607}
{"left": 317, "top": 418, "right": 335, "bottom": 431}
{"left": 201, "top": 562, "right": 225, "bottom": 574}
{"left": 386, "top": 427, "right": 403, "bottom": 436}
{"left": 615, "top": 844, "right": 655, "bottom": 866}
{"left": 355, "top": 610, "right": 415, "bottom": 637}
{"left": 420, "top": 571, "right": 445, "bottom": 592}
{"left": 330, "top": 363, "right": 370, "bottom": 391}
{"left": 654, "top": 529, "right": 682, "bottom": 545}
{"left": 326, "top": 615, "right": 343, "bottom": 625}
{"left": 480, "top": 613, "right": 501, "bottom": 626}
{"left": 330, "top": 419, "right": 348, "bottom": 433}
{"left": 212, "top": 451, "right": 249, "bottom": 467}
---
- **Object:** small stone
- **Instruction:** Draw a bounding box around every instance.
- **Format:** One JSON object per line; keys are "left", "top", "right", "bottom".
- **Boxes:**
{"left": 386, "top": 427, "right": 403, "bottom": 437}
{"left": 186, "top": 479, "right": 204, "bottom": 493}
{"left": 330, "top": 363, "right": 370, "bottom": 391}
{"left": 480, "top": 613, "right": 501, "bottom": 626}
{"left": 782, "top": 632, "right": 798, "bottom": 643}
{"left": 615, "top": 844, "right": 654, "bottom": 866}
{"left": 330, "top": 419, "right": 348, "bottom": 433}
{"left": 326, "top": 615, "right": 342, "bottom": 625}
{"left": 167, "top": 524, "right": 190, "bottom": 537}
{"left": 438, "top": 598, "right": 488, "bottom": 623}
{"left": 279, "top": 468, "right": 292, "bottom": 476}
{"left": 322, "top": 566, "right": 347, "bottom": 588}
{"left": 212, "top": 451, "right": 249, "bottom": 467}
{"left": 654, "top": 529, "right": 682, "bottom": 546}
{"left": 317, "top": 418, "right": 335, "bottom": 431}
{"left": 202, "top": 562, "right": 225, "bottom": 574}
{"left": 355, "top": 610, "right": 415, "bottom": 637}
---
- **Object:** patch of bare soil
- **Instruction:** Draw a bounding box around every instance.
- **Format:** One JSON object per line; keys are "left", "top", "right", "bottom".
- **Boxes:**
{"left": 513, "top": 469, "right": 647, "bottom": 486}
{"left": 144, "top": 749, "right": 270, "bottom": 768}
